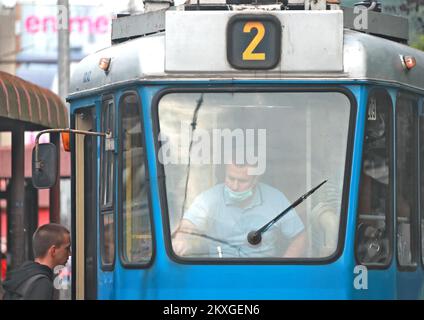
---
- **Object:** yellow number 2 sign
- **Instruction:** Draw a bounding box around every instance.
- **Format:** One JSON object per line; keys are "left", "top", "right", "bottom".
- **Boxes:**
{"left": 242, "top": 22, "right": 266, "bottom": 61}
{"left": 227, "top": 15, "right": 281, "bottom": 70}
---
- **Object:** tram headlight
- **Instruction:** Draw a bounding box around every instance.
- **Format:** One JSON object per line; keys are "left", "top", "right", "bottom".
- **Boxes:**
{"left": 99, "top": 57, "right": 111, "bottom": 72}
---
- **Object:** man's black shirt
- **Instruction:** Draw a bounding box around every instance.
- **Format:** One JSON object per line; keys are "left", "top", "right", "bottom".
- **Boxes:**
{"left": 2, "top": 261, "right": 54, "bottom": 300}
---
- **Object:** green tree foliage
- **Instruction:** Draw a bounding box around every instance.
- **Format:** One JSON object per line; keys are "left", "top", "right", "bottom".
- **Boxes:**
{"left": 411, "top": 34, "right": 424, "bottom": 50}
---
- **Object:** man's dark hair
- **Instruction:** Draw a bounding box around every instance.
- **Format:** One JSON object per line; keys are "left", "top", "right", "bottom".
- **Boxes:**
{"left": 32, "top": 223, "right": 70, "bottom": 258}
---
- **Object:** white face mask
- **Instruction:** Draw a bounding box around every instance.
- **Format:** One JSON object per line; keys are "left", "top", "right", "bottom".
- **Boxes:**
{"left": 224, "top": 185, "right": 253, "bottom": 202}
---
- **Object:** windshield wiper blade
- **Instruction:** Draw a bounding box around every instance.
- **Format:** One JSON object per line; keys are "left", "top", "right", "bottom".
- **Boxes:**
{"left": 180, "top": 94, "right": 204, "bottom": 216}
{"left": 247, "top": 180, "right": 327, "bottom": 245}
{"left": 174, "top": 229, "right": 249, "bottom": 256}
{"left": 175, "top": 229, "right": 236, "bottom": 248}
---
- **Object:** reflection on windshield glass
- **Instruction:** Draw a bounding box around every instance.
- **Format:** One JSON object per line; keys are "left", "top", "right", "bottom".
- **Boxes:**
{"left": 158, "top": 91, "right": 351, "bottom": 260}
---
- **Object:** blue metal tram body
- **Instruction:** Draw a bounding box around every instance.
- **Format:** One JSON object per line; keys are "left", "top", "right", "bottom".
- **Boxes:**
{"left": 66, "top": 5, "right": 424, "bottom": 299}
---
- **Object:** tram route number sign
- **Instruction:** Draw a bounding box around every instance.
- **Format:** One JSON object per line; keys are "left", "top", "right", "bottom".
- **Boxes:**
{"left": 227, "top": 15, "right": 281, "bottom": 70}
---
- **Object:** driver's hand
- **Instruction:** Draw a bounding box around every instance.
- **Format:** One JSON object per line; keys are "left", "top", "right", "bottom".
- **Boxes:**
{"left": 172, "top": 232, "right": 209, "bottom": 256}
{"left": 172, "top": 219, "right": 208, "bottom": 256}
{"left": 172, "top": 233, "right": 190, "bottom": 256}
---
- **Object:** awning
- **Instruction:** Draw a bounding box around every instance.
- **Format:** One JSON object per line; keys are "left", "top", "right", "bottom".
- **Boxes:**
{"left": 0, "top": 71, "right": 68, "bottom": 130}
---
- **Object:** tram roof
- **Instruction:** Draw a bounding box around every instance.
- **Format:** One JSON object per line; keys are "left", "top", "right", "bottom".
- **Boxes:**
{"left": 0, "top": 71, "right": 68, "bottom": 130}
{"left": 68, "top": 10, "right": 424, "bottom": 98}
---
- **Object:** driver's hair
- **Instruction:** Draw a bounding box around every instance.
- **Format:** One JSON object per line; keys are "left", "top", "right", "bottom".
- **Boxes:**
{"left": 224, "top": 147, "right": 263, "bottom": 176}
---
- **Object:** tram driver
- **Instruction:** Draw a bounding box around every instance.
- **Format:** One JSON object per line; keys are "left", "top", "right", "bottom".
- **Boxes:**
{"left": 172, "top": 161, "right": 306, "bottom": 258}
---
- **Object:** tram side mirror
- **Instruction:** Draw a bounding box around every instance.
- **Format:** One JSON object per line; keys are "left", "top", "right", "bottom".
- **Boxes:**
{"left": 32, "top": 143, "right": 58, "bottom": 189}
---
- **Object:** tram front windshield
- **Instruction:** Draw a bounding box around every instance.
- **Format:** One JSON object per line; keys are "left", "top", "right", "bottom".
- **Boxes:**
{"left": 158, "top": 91, "right": 351, "bottom": 260}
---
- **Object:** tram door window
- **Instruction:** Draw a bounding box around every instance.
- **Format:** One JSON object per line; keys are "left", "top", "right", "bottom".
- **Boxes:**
{"left": 356, "top": 89, "right": 392, "bottom": 266}
{"left": 100, "top": 97, "right": 116, "bottom": 269}
{"left": 396, "top": 93, "right": 419, "bottom": 268}
{"left": 119, "top": 93, "right": 152, "bottom": 265}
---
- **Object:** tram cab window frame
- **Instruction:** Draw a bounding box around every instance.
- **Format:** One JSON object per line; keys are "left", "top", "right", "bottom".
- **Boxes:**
{"left": 396, "top": 92, "right": 419, "bottom": 271}
{"left": 117, "top": 91, "right": 154, "bottom": 268}
{"left": 99, "top": 95, "right": 116, "bottom": 271}
{"left": 355, "top": 88, "right": 393, "bottom": 269}
{"left": 153, "top": 86, "right": 355, "bottom": 264}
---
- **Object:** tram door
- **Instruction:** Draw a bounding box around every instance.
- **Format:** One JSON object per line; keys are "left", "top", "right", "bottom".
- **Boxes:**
{"left": 97, "top": 96, "right": 116, "bottom": 299}
{"left": 74, "top": 107, "right": 97, "bottom": 299}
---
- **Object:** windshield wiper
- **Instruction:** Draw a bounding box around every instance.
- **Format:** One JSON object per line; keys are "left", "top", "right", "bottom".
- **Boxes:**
{"left": 247, "top": 180, "right": 327, "bottom": 245}
{"left": 174, "top": 229, "right": 249, "bottom": 257}
{"left": 180, "top": 94, "right": 204, "bottom": 216}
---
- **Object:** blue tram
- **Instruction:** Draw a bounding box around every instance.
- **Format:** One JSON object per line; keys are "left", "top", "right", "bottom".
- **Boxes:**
{"left": 34, "top": 0, "right": 424, "bottom": 299}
